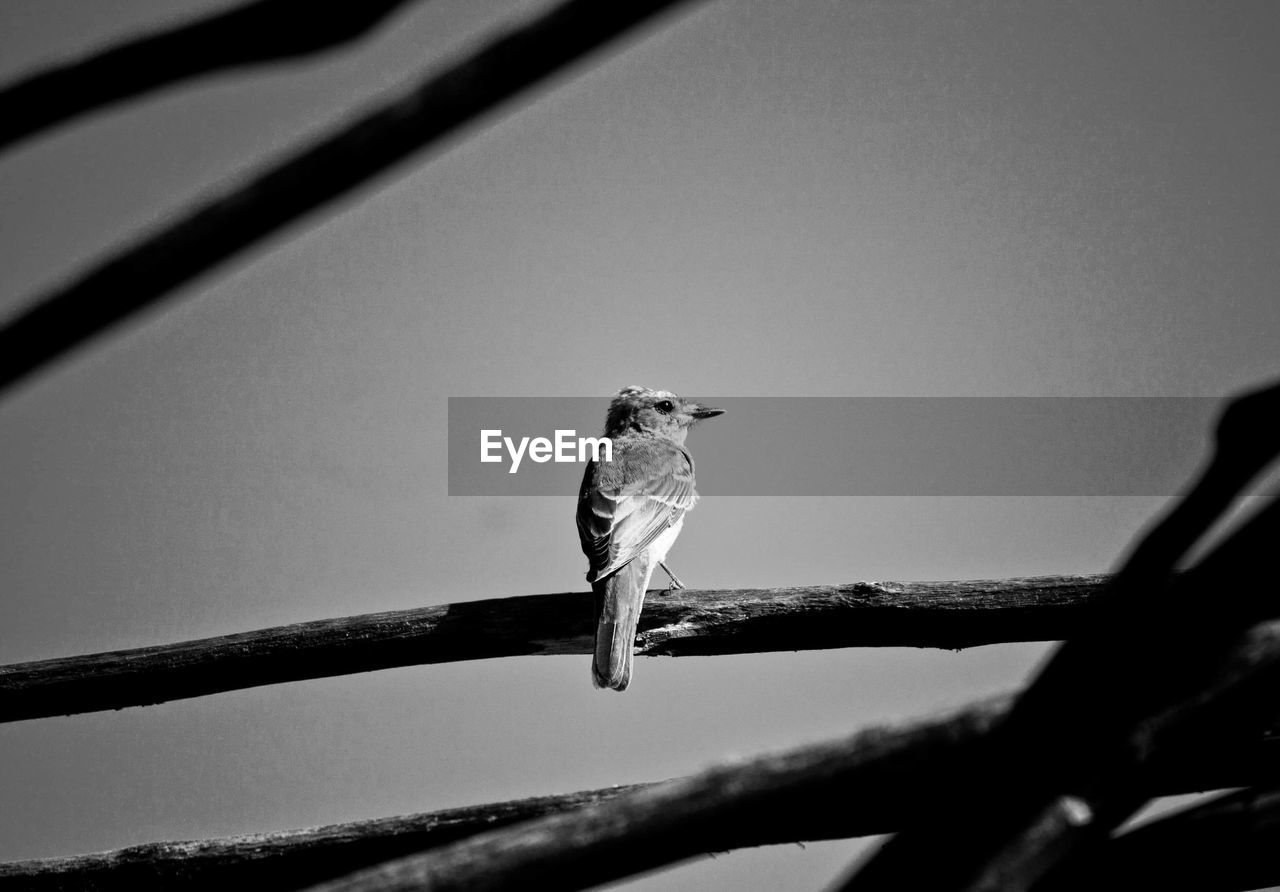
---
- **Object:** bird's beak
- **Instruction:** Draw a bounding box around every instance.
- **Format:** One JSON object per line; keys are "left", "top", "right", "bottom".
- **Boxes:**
{"left": 688, "top": 403, "right": 725, "bottom": 420}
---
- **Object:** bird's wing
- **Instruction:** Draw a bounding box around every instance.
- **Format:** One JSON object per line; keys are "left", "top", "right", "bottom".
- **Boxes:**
{"left": 577, "top": 440, "right": 697, "bottom": 583}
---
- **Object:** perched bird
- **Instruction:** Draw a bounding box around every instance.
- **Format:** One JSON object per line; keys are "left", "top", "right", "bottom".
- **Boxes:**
{"left": 576, "top": 386, "right": 723, "bottom": 690}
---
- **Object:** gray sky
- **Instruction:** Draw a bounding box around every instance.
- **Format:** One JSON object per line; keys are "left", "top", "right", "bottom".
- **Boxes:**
{"left": 1, "top": 1, "right": 1278, "bottom": 888}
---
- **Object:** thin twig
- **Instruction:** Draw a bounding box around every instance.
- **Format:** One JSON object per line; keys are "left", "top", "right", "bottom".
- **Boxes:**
{"left": 0, "top": 575, "right": 1107, "bottom": 723}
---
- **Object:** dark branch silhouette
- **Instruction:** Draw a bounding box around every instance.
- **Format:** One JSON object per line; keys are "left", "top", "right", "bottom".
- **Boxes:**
{"left": 1038, "top": 783, "right": 1280, "bottom": 892}
{"left": 0, "top": 574, "right": 1106, "bottom": 723}
{"left": 0, "top": 0, "right": 698, "bottom": 395}
{"left": 6, "top": 694, "right": 1277, "bottom": 891}
{"left": 295, "top": 619, "right": 1280, "bottom": 892}
{"left": 0, "top": 0, "right": 421, "bottom": 151}
{"left": 838, "top": 379, "right": 1280, "bottom": 891}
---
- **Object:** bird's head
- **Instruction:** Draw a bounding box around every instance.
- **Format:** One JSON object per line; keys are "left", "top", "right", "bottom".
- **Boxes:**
{"left": 604, "top": 386, "right": 724, "bottom": 443}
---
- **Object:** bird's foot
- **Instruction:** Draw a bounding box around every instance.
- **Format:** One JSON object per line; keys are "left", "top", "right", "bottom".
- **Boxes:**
{"left": 658, "top": 561, "right": 686, "bottom": 591}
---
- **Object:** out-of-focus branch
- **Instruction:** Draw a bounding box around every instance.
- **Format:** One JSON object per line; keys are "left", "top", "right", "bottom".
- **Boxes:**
{"left": 6, "top": 697, "right": 1279, "bottom": 891}
{"left": 838, "top": 380, "right": 1280, "bottom": 892}
{"left": 0, "top": 0, "right": 420, "bottom": 151}
{"left": 1037, "top": 784, "right": 1280, "bottom": 892}
{"left": 0, "top": 574, "right": 1106, "bottom": 723}
{"left": 0, "top": 0, "right": 699, "bottom": 395}
{"left": 0, "top": 786, "right": 652, "bottom": 892}
{"left": 294, "top": 624, "right": 1280, "bottom": 892}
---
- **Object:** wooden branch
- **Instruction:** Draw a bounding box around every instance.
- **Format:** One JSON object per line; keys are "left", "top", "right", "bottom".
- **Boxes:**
{"left": 0, "top": 786, "right": 652, "bottom": 892}
{"left": 839, "top": 380, "right": 1280, "bottom": 892}
{"left": 291, "top": 624, "right": 1280, "bottom": 892}
{"left": 0, "top": 692, "right": 1010, "bottom": 891}
{"left": 3, "top": 717, "right": 1276, "bottom": 892}
{"left": 0, "top": 0, "right": 419, "bottom": 151}
{"left": 7, "top": 710, "right": 1277, "bottom": 892}
{"left": 1037, "top": 784, "right": 1280, "bottom": 892}
{"left": 292, "top": 626, "right": 1280, "bottom": 892}
{"left": 0, "top": 574, "right": 1108, "bottom": 723}
{"left": 0, "top": 0, "right": 699, "bottom": 395}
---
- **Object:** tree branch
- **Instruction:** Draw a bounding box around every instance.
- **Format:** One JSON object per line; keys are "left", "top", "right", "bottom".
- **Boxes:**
{"left": 838, "top": 380, "right": 1280, "bottom": 892}
{"left": 6, "top": 692, "right": 1276, "bottom": 892}
{"left": 0, "top": 786, "right": 652, "bottom": 892}
{"left": 296, "top": 622, "right": 1280, "bottom": 892}
{"left": 0, "top": 0, "right": 421, "bottom": 152}
{"left": 0, "top": 0, "right": 699, "bottom": 395}
{"left": 1037, "top": 783, "right": 1280, "bottom": 892}
{"left": 0, "top": 574, "right": 1107, "bottom": 723}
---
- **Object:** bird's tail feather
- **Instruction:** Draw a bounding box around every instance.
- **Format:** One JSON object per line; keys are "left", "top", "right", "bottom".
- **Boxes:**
{"left": 592, "top": 557, "right": 653, "bottom": 691}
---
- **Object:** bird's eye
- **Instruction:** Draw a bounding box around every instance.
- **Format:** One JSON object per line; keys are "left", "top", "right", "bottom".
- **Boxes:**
{"left": 655, "top": 400, "right": 674, "bottom": 413}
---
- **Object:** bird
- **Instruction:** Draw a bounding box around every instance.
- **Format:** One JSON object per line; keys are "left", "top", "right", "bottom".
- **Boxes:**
{"left": 576, "top": 386, "right": 723, "bottom": 690}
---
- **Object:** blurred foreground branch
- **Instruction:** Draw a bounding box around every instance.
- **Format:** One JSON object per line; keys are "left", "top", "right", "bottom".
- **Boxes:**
{"left": 0, "top": 0, "right": 420, "bottom": 151}
{"left": 288, "top": 620, "right": 1280, "bottom": 892}
{"left": 0, "top": 0, "right": 698, "bottom": 394}
{"left": 1039, "top": 783, "right": 1280, "bottom": 892}
{"left": 5, "top": 693, "right": 1278, "bottom": 891}
{"left": 0, "top": 574, "right": 1107, "bottom": 723}
{"left": 839, "top": 380, "right": 1280, "bottom": 891}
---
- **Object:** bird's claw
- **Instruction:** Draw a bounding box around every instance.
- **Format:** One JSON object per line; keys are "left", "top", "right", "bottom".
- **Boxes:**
{"left": 658, "top": 561, "right": 686, "bottom": 591}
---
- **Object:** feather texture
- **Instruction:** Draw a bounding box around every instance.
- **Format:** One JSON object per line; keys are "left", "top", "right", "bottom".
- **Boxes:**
{"left": 575, "top": 387, "right": 721, "bottom": 691}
